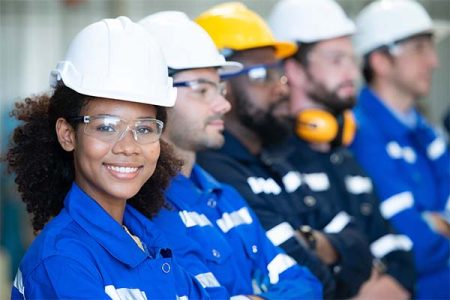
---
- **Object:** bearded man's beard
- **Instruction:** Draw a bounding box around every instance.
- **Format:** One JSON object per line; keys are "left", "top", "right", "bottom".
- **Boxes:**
{"left": 307, "top": 76, "right": 356, "bottom": 114}
{"left": 236, "top": 94, "right": 294, "bottom": 146}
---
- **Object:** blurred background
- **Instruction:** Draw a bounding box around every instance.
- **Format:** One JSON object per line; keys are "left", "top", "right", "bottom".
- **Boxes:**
{"left": 1, "top": 0, "right": 449, "bottom": 296}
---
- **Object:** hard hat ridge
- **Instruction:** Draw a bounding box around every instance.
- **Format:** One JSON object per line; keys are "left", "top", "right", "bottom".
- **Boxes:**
{"left": 50, "top": 16, "right": 177, "bottom": 107}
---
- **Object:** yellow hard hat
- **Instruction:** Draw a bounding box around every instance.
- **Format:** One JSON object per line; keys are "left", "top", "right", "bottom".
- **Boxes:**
{"left": 195, "top": 2, "right": 297, "bottom": 59}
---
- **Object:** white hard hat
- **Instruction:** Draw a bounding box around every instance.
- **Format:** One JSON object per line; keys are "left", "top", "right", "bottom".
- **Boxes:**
{"left": 139, "top": 11, "right": 242, "bottom": 76}
{"left": 49, "top": 16, "right": 176, "bottom": 107}
{"left": 354, "top": 0, "right": 433, "bottom": 56}
{"left": 269, "top": 0, "right": 355, "bottom": 44}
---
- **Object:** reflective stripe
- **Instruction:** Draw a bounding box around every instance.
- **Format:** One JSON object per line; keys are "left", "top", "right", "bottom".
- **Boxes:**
{"left": 105, "top": 285, "right": 148, "bottom": 300}
{"left": 247, "top": 177, "right": 264, "bottom": 194}
{"left": 380, "top": 192, "right": 414, "bottom": 219}
{"left": 179, "top": 211, "right": 212, "bottom": 228}
{"left": 402, "top": 147, "right": 416, "bottom": 163}
{"left": 386, "top": 141, "right": 402, "bottom": 159}
{"left": 324, "top": 211, "right": 351, "bottom": 233}
{"left": 282, "top": 171, "right": 302, "bottom": 193}
{"left": 177, "top": 296, "right": 188, "bottom": 300}
{"left": 266, "top": 222, "right": 296, "bottom": 246}
{"left": 247, "top": 177, "right": 281, "bottom": 195}
{"left": 267, "top": 254, "right": 296, "bottom": 284}
{"left": 195, "top": 272, "right": 221, "bottom": 288}
{"left": 13, "top": 269, "right": 25, "bottom": 296}
{"left": 230, "top": 296, "right": 251, "bottom": 300}
{"left": 446, "top": 195, "right": 450, "bottom": 211}
{"left": 345, "top": 175, "right": 373, "bottom": 194}
{"left": 370, "top": 234, "right": 413, "bottom": 258}
{"left": 386, "top": 141, "right": 416, "bottom": 163}
{"left": 264, "top": 178, "right": 282, "bottom": 195}
{"left": 216, "top": 207, "right": 253, "bottom": 233}
{"left": 303, "top": 173, "right": 330, "bottom": 192}
{"left": 427, "top": 137, "right": 446, "bottom": 160}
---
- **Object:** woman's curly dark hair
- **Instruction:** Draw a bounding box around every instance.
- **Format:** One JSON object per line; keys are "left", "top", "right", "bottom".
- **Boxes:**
{"left": 6, "top": 84, "right": 182, "bottom": 232}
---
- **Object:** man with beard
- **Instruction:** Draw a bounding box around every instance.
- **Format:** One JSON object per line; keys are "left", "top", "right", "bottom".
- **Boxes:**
{"left": 139, "top": 11, "right": 322, "bottom": 300}
{"left": 351, "top": 0, "right": 450, "bottom": 299}
{"left": 268, "top": 0, "right": 416, "bottom": 299}
{"left": 196, "top": 3, "right": 374, "bottom": 298}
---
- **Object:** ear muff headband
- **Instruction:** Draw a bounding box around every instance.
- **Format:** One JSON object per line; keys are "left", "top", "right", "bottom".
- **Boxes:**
{"left": 341, "top": 110, "right": 356, "bottom": 146}
{"left": 295, "top": 109, "right": 356, "bottom": 146}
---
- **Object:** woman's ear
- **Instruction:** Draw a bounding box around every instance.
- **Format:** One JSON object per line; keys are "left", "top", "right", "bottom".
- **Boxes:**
{"left": 56, "top": 118, "right": 76, "bottom": 152}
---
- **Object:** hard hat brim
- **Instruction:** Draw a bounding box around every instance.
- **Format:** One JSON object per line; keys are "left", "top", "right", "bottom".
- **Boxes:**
{"left": 273, "top": 41, "right": 298, "bottom": 59}
{"left": 168, "top": 60, "right": 243, "bottom": 77}
{"left": 231, "top": 41, "right": 297, "bottom": 59}
{"left": 218, "top": 61, "right": 244, "bottom": 76}
{"left": 434, "top": 20, "right": 450, "bottom": 43}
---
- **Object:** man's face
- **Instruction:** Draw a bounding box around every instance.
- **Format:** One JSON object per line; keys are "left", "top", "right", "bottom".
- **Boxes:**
{"left": 388, "top": 35, "right": 438, "bottom": 99}
{"left": 165, "top": 68, "right": 231, "bottom": 152}
{"left": 302, "top": 36, "right": 359, "bottom": 113}
{"left": 228, "top": 47, "right": 293, "bottom": 146}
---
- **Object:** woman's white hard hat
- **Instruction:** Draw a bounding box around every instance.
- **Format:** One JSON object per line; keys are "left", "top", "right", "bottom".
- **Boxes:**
{"left": 49, "top": 16, "right": 177, "bottom": 107}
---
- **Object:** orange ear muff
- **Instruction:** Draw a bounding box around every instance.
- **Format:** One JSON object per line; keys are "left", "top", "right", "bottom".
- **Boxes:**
{"left": 295, "top": 109, "right": 356, "bottom": 146}
{"left": 296, "top": 109, "right": 339, "bottom": 143}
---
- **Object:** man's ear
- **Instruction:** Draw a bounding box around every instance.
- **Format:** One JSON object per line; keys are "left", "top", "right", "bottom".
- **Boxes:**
{"left": 370, "top": 51, "right": 393, "bottom": 78}
{"left": 55, "top": 118, "right": 76, "bottom": 152}
{"left": 224, "top": 81, "right": 236, "bottom": 105}
{"left": 284, "top": 58, "right": 307, "bottom": 89}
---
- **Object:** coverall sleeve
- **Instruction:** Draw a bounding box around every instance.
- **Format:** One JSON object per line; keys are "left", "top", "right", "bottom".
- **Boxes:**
{"left": 363, "top": 190, "right": 416, "bottom": 294}
{"left": 14, "top": 255, "right": 109, "bottom": 299}
{"left": 351, "top": 130, "right": 450, "bottom": 274}
{"left": 199, "top": 152, "right": 337, "bottom": 299}
{"left": 225, "top": 187, "right": 323, "bottom": 299}
{"left": 171, "top": 259, "right": 213, "bottom": 300}
{"left": 153, "top": 209, "right": 230, "bottom": 299}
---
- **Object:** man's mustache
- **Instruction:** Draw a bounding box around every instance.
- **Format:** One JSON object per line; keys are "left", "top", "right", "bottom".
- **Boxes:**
{"left": 273, "top": 95, "right": 290, "bottom": 108}
{"left": 336, "top": 81, "right": 356, "bottom": 90}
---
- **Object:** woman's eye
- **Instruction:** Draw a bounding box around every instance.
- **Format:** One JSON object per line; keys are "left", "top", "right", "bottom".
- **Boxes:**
{"left": 96, "top": 125, "right": 116, "bottom": 132}
{"left": 136, "top": 126, "right": 154, "bottom": 135}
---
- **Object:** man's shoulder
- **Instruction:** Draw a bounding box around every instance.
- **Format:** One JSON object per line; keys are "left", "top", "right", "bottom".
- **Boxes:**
{"left": 198, "top": 150, "right": 252, "bottom": 178}
{"left": 198, "top": 149, "right": 232, "bottom": 162}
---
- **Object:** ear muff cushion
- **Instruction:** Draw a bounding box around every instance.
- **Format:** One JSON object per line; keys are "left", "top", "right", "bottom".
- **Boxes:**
{"left": 342, "top": 110, "right": 356, "bottom": 146}
{"left": 296, "top": 109, "right": 338, "bottom": 143}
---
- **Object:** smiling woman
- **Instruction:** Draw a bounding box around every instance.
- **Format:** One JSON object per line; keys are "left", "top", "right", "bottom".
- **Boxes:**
{"left": 4, "top": 16, "right": 208, "bottom": 300}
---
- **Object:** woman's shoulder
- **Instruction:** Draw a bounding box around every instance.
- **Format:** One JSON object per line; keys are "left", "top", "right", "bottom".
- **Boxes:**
{"left": 19, "top": 210, "right": 100, "bottom": 276}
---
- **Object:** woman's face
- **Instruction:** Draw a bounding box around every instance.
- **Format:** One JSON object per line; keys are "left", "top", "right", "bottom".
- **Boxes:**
{"left": 64, "top": 98, "right": 161, "bottom": 205}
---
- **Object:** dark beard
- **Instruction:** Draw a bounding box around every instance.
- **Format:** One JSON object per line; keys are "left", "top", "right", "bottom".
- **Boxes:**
{"left": 306, "top": 74, "right": 356, "bottom": 114}
{"left": 236, "top": 94, "right": 294, "bottom": 146}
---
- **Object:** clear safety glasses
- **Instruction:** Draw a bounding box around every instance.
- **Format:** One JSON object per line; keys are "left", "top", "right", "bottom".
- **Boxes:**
{"left": 70, "top": 115, "right": 164, "bottom": 144}
{"left": 388, "top": 35, "right": 436, "bottom": 57}
{"left": 221, "top": 61, "right": 288, "bottom": 85}
{"left": 173, "top": 79, "right": 227, "bottom": 103}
